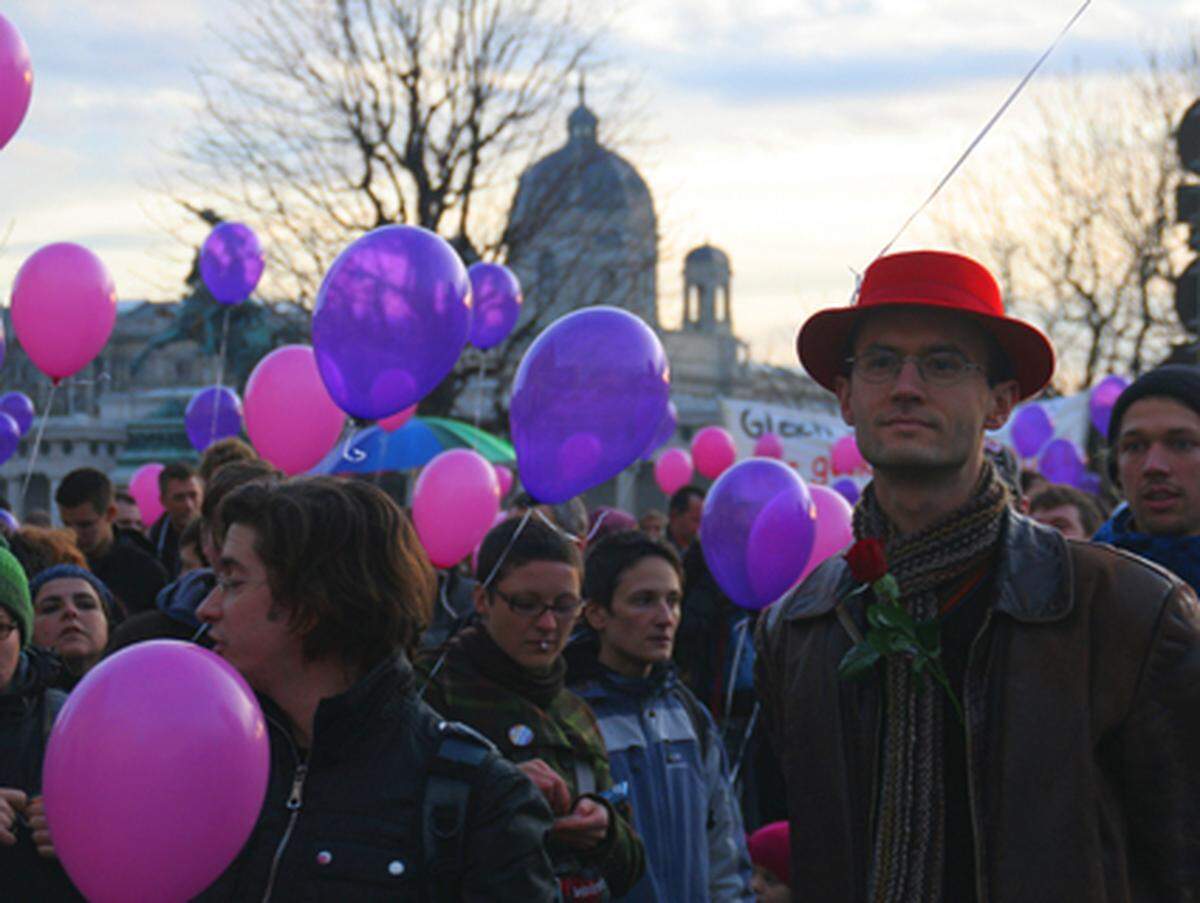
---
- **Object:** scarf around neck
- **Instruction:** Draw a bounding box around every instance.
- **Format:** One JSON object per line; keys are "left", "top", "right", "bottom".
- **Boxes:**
{"left": 852, "top": 461, "right": 1010, "bottom": 903}
{"left": 454, "top": 623, "right": 566, "bottom": 710}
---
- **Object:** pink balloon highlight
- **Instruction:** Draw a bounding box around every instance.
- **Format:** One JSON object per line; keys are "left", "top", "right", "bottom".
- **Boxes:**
{"left": 244, "top": 345, "right": 346, "bottom": 475}
{"left": 754, "top": 433, "right": 784, "bottom": 458}
{"left": 43, "top": 641, "right": 269, "bottom": 903}
{"left": 655, "top": 448, "right": 693, "bottom": 496}
{"left": 495, "top": 464, "right": 514, "bottom": 497}
{"left": 0, "top": 13, "right": 32, "bottom": 150}
{"left": 831, "top": 434, "right": 867, "bottom": 476}
{"left": 12, "top": 243, "right": 116, "bottom": 383}
{"left": 128, "top": 463, "right": 164, "bottom": 527}
{"left": 378, "top": 404, "right": 417, "bottom": 432}
{"left": 795, "top": 484, "right": 855, "bottom": 584}
{"left": 692, "top": 426, "right": 737, "bottom": 480}
{"left": 413, "top": 449, "right": 501, "bottom": 568}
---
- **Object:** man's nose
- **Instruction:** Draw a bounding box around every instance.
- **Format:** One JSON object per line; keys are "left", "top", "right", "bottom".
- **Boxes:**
{"left": 534, "top": 608, "right": 558, "bottom": 631}
{"left": 890, "top": 357, "right": 926, "bottom": 396}
{"left": 196, "top": 588, "right": 220, "bottom": 622}
{"left": 1142, "top": 442, "right": 1172, "bottom": 475}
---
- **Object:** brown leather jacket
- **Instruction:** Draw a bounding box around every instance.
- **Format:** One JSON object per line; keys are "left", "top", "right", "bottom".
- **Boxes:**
{"left": 755, "top": 512, "right": 1200, "bottom": 902}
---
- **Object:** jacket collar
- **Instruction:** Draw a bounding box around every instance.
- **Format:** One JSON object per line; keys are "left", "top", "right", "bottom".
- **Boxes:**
{"left": 777, "top": 508, "right": 1073, "bottom": 625}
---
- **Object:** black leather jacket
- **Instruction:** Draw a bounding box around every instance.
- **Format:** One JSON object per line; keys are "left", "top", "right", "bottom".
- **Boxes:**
{"left": 196, "top": 653, "right": 558, "bottom": 902}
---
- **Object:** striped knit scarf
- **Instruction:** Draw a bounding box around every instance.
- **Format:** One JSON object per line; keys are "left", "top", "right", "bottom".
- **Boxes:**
{"left": 853, "top": 462, "right": 1009, "bottom": 903}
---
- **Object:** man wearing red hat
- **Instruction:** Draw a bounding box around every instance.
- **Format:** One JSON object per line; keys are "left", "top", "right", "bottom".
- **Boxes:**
{"left": 756, "top": 250, "right": 1200, "bottom": 902}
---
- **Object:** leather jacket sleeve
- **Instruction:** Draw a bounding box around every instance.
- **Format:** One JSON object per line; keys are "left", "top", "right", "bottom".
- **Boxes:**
{"left": 461, "top": 752, "right": 559, "bottom": 902}
{"left": 1118, "top": 582, "right": 1200, "bottom": 901}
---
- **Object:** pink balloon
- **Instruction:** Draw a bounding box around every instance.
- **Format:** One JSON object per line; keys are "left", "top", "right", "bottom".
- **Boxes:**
{"left": 413, "top": 449, "right": 501, "bottom": 568}
{"left": 0, "top": 13, "right": 32, "bottom": 151}
{"left": 831, "top": 434, "right": 867, "bottom": 476}
{"left": 692, "top": 426, "right": 737, "bottom": 480}
{"left": 378, "top": 404, "right": 417, "bottom": 432}
{"left": 796, "top": 485, "right": 855, "bottom": 584}
{"left": 495, "top": 464, "right": 514, "bottom": 497}
{"left": 43, "top": 641, "right": 269, "bottom": 903}
{"left": 754, "top": 433, "right": 784, "bottom": 458}
{"left": 11, "top": 243, "right": 116, "bottom": 383}
{"left": 244, "top": 345, "right": 346, "bottom": 475}
{"left": 655, "top": 448, "right": 693, "bottom": 496}
{"left": 128, "top": 463, "right": 164, "bottom": 526}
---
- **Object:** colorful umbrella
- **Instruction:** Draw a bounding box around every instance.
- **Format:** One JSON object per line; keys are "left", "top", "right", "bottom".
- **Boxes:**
{"left": 310, "top": 417, "right": 515, "bottom": 475}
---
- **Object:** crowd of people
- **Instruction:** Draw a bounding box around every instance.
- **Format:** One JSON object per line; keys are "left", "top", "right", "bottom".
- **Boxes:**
{"left": 1, "top": 248, "right": 1198, "bottom": 901}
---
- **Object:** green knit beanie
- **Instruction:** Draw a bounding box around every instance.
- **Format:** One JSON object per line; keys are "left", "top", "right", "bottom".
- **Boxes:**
{"left": 0, "top": 546, "right": 32, "bottom": 648}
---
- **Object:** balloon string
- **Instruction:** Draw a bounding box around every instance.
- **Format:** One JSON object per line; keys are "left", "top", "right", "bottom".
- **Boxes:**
{"left": 480, "top": 509, "right": 533, "bottom": 590}
{"left": 585, "top": 509, "right": 610, "bottom": 543}
{"left": 21, "top": 381, "right": 58, "bottom": 510}
{"left": 533, "top": 507, "right": 584, "bottom": 547}
{"left": 341, "top": 425, "right": 368, "bottom": 463}
{"left": 868, "top": 0, "right": 1092, "bottom": 269}
{"left": 729, "top": 701, "right": 761, "bottom": 786}
{"left": 474, "top": 353, "right": 486, "bottom": 428}
{"left": 210, "top": 307, "right": 231, "bottom": 445}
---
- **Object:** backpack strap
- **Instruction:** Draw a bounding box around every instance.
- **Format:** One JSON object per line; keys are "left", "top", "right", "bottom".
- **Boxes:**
{"left": 423, "top": 721, "right": 494, "bottom": 903}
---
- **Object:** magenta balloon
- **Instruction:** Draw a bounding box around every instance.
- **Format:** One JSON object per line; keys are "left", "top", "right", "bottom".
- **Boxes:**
{"left": 245, "top": 345, "right": 346, "bottom": 475}
{"left": 510, "top": 306, "right": 669, "bottom": 504}
{"left": 468, "top": 262, "right": 522, "bottom": 349}
{"left": 1089, "top": 375, "right": 1130, "bottom": 436}
{"left": 795, "top": 485, "right": 855, "bottom": 584}
{"left": 691, "top": 426, "right": 737, "bottom": 480}
{"left": 830, "top": 434, "right": 866, "bottom": 476}
{"left": 200, "top": 222, "right": 265, "bottom": 304}
{"left": 413, "top": 449, "right": 501, "bottom": 568}
{"left": 12, "top": 243, "right": 116, "bottom": 383}
{"left": 703, "top": 458, "right": 817, "bottom": 611}
{"left": 495, "top": 464, "right": 514, "bottom": 497}
{"left": 128, "top": 463, "right": 164, "bottom": 526}
{"left": 313, "top": 225, "right": 470, "bottom": 419}
{"left": 0, "top": 14, "right": 32, "bottom": 151}
{"left": 754, "top": 433, "right": 784, "bottom": 458}
{"left": 655, "top": 448, "right": 693, "bottom": 496}
{"left": 43, "top": 641, "right": 269, "bottom": 903}
{"left": 378, "top": 404, "right": 417, "bottom": 432}
{"left": 1011, "top": 404, "right": 1054, "bottom": 459}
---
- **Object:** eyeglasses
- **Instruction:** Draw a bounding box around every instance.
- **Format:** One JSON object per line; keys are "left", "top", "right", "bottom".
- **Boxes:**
{"left": 214, "top": 576, "right": 266, "bottom": 597}
{"left": 846, "top": 349, "right": 985, "bottom": 387}
{"left": 0, "top": 622, "right": 17, "bottom": 641}
{"left": 491, "top": 589, "right": 583, "bottom": 621}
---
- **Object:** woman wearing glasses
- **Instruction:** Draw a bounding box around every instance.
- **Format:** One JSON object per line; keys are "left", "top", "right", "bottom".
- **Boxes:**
{"left": 418, "top": 515, "right": 645, "bottom": 903}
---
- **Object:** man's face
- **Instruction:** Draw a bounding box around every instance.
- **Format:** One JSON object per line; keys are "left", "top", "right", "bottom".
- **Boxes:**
{"left": 197, "top": 523, "right": 302, "bottom": 693}
{"left": 114, "top": 500, "right": 144, "bottom": 534}
{"left": 1030, "top": 504, "right": 1089, "bottom": 541}
{"left": 475, "top": 560, "right": 581, "bottom": 672}
{"left": 1116, "top": 396, "right": 1200, "bottom": 537}
{"left": 638, "top": 514, "right": 665, "bottom": 542}
{"left": 835, "top": 309, "right": 1018, "bottom": 481}
{"left": 162, "top": 477, "right": 203, "bottom": 529}
{"left": 585, "top": 555, "right": 682, "bottom": 678}
{"left": 669, "top": 497, "right": 703, "bottom": 547}
{"left": 33, "top": 578, "right": 108, "bottom": 671}
{"left": 59, "top": 501, "right": 115, "bottom": 555}
{"left": 0, "top": 610, "right": 19, "bottom": 690}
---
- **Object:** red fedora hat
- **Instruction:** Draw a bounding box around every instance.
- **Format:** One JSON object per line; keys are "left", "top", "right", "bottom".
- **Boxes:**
{"left": 797, "top": 250, "right": 1054, "bottom": 400}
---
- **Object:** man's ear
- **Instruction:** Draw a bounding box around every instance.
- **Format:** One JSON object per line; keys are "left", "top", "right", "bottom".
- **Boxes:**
{"left": 104, "top": 503, "right": 119, "bottom": 524}
{"left": 472, "top": 585, "right": 490, "bottom": 619}
{"left": 583, "top": 600, "right": 608, "bottom": 634}
{"left": 834, "top": 374, "right": 855, "bottom": 427}
{"left": 983, "top": 380, "right": 1020, "bottom": 432}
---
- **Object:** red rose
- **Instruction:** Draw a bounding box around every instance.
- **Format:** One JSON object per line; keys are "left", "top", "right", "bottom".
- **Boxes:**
{"left": 845, "top": 538, "right": 888, "bottom": 584}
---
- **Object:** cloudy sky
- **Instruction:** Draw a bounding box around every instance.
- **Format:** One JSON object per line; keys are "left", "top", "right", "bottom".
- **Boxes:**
{"left": 0, "top": 0, "right": 1192, "bottom": 367}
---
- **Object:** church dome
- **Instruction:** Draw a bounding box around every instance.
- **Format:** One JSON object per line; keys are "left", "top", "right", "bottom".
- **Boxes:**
{"left": 685, "top": 244, "right": 730, "bottom": 267}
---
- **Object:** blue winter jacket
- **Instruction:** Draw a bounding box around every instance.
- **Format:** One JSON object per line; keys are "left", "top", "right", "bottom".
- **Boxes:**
{"left": 570, "top": 662, "right": 753, "bottom": 903}
{"left": 1094, "top": 504, "right": 1200, "bottom": 595}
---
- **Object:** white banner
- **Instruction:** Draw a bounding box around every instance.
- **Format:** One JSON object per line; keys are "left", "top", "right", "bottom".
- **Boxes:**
{"left": 719, "top": 398, "right": 855, "bottom": 487}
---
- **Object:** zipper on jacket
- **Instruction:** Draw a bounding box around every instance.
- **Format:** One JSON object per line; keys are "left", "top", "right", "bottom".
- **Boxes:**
{"left": 262, "top": 718, "right": 307, "bottom": 903}
{"left": 963, "top": 608, "right": 994, "bottom": 903}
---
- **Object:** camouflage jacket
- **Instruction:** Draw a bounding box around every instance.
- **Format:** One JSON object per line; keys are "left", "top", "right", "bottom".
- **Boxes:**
{"left": 416, "top": 628, "right": 645, "bottom": 898}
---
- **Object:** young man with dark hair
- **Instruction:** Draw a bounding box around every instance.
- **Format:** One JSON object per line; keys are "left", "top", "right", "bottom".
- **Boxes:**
{"left": 570, "top": 531, "right": 753, "bottom": 902}
{"left": 418, "top": 516, "right": 645, "bottom": 902}
{"left": 757, "top": 250, "right": 1200, "bottom": 900}
{"left": 1028, "top": 484, "right": 1107, "bottom": 540}
{"left": 55, "top": 468, "right": 166, "bottom": 616}
{"left": 148, "top": 461, "right": 203, "bottom": 578}
{"left": 195, "top": 478, "right": 557, "bottom": 901}
{"left": 113, "top": 491, "right": 144, "bottom": 534}
{"left": 666, "top": 485, "right": 704, "bottom": 554}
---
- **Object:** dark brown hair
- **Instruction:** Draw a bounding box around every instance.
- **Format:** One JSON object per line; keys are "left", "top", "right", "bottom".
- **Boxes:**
{"left": 199, "top": 437, "right": 259, "bottom": 483}
{"left": 1027, "top": 484, "right": 1108, "bottom": 536}
{"left": 202, "top": 460, "right": 282, "bottom": 526}
{"left": 216, "top": 477, "right": 435, "bottom": 669}
{"left": 55, "top": 468, "right": 113, "bottom": 514}
{"left": 158, "top": 461, "right": 198, "bottom": 495}
{"left": 583, "top": 530, "right": 682, "bottom": 609}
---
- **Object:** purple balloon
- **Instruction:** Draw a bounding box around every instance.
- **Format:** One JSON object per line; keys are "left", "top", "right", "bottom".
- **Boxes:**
{"left": 185, "top": 386, "right": 243, "bottom": 452}
{"left": 1089, "top": 375, "right": 1130, "bottom": 436}
{"left": 0, "top": 413, "right": 19, "bottom": 466}
{"left": 1076, "top": 471, "right": 1102, "bottom": 495}
{"left": 1039, "top": 437, "right": 1085, "bottom": 485}
{"left": 0, "top": 391, "right": 34, "bottom": 435}
{"left": 511, "top": 306, "right": 669, "bottom": 504}
{"left": 200, "top": 223, "right": 265, "bottom": 305}
{"left": 831, "top": 477, "right": 860, "bottom": 506}
{"left": 1011, "top": 403, "right": 1054, "bottom": 459}
{"left": 313, "top": 225, "right": 470, "bottom": 420}
{"left": 641, "top": 401, "right": 677, "bottom": 461}
{"left": 700, "top": 458, "right": 817, "bottom": 611}
{"left": 0, "top": 509, "right": 17, "bottom": 533}
{"left": 468, "top": 262, "right": 522, "bottom": 350}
